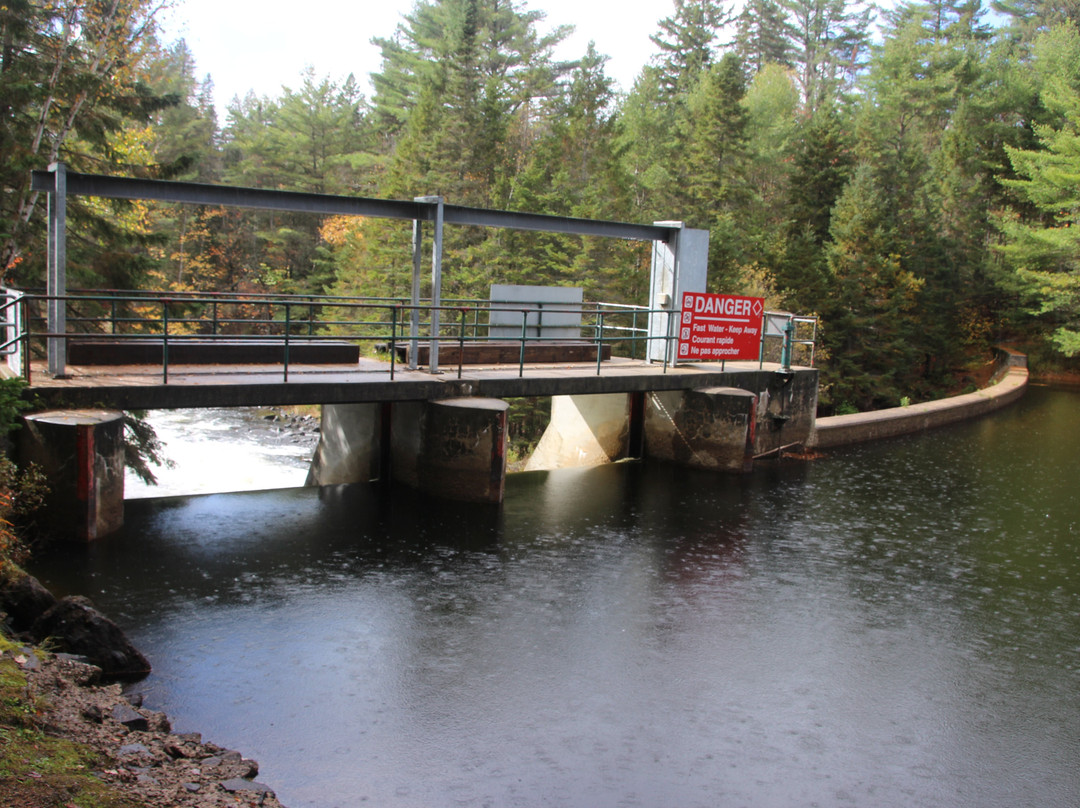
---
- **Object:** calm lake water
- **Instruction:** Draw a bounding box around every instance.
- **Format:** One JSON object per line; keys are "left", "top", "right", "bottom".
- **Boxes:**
{"left": 31, "top": 386, "right": 1080, "bottom": 808}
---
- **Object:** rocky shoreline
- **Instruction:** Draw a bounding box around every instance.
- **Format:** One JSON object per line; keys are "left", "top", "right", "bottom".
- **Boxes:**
{"left": 1, "top": 569, "right": 288, "bottom": 807}
{"left": 4, "top": 647, "right": 286, "bottom": 807}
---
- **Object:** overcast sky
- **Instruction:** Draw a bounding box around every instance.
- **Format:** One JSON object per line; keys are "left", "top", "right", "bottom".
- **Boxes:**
{"left": 157, "top": 0, "right": 672, "bottom": 116}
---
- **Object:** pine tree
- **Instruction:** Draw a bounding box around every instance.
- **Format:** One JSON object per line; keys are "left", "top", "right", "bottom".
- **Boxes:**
{"left": 734, "top": 0, "right": 796, "bottom": 77}
{"left": 823, "top": 164, "right": 927, "bottom": 409}
{"left": 997, "top": 25, "right": 1080, "bottom": 356}
{"left": 782, "top": 0, "right": 874, "bottom": 112}
{"left": 650, "top": 0, "right": 733, "bottom": 99}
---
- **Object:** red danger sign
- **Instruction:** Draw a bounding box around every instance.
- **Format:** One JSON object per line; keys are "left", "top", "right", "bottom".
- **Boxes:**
{"left": 676, "top": 293, "right": 764, "bottom": 361}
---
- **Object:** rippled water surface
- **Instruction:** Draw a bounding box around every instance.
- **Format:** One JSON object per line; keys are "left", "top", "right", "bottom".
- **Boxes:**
{"left": 32, "top": 387, "right": 1080, "bottom": 807}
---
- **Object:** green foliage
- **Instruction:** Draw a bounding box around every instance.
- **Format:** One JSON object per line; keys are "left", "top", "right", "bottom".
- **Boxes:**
{"left": 3, "top": 0, "right": 1078, "bottom": 410}
{"left": 0, "top": 0, "right": 176, "bottom": 287}
{"left": 997, "top": 25, "right": 1080, "bottom": 356}
{"left": 123, "top": 411, "right": 173, "bottom": 486}
{"left": 734, "top": 0, "right": 796, "bottom": 75}
{"left": 0, "top": 377, "right": 30, "bottom": 438}
{"left": 650, "top": 0, "right": 732, "bottom": 98}
{"left": 0, "top": 457, "right": 48, "bottom": 565}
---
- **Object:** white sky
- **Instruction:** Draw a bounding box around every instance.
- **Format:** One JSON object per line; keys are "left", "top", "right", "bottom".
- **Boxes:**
{"left": 158, "top": 0, "right": 671, "bottom": 116}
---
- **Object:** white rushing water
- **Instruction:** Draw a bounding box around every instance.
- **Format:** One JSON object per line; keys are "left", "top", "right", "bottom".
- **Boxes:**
{"left": 124, "top": 408, "right": 321, "bottom": 499}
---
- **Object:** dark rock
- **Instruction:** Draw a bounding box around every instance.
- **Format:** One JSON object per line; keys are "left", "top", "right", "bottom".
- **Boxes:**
{"left": 0, "top": 570, "right": 57, "bottom": 632}
{"left": 81, "top": 704, "right": 104, "bottom": 723}
{"left": 165, "top": 738, "right": 195, "bottom": 759}
{"left": 53, "top": 655, "right": 101, "bottom": 685}
{"left": 220, "top": 777, "right": 275, "bottom": 796}
{"left": 124, "top": 691, "right": 144, "bottom": 708}
{"left": 110, "top": 703, "right": 149, "bottom": 731}
{"left": 119, "top": 742, "right": 152, "bottom": 758}
{"left": 183, "top": 782, "right": 201, "bottom": 793}
{"left": 146, "top": 710, "right": 171, "bottom": 733}
{"left": 200, "top": 750, "right": 259, "bottom": 779}
{"left": 31, "top": 596, "right": 151, "bottom": 682}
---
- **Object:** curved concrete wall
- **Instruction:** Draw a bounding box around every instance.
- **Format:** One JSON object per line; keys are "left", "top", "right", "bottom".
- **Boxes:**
{"left": 808, "top": 348, "right": 1029, "bottom": 449}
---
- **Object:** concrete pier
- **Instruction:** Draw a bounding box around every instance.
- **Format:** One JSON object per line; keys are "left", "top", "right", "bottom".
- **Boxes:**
{"left": 526, "top": 394, "right": 634, "bottom": 471}
{"left": 644, "top": 387, "right": 757, "bottom": 472}
{"left": 751, "top": 370, "right": 819, "bottom": 457}
{"left": 390, "top": 398, "right": 509, "bottom": 503}
{"left": 19, "top": 410, "right": 125, "bottom": 541}
{"left": 305, "top": 403, "right": 383, "bottom": 486}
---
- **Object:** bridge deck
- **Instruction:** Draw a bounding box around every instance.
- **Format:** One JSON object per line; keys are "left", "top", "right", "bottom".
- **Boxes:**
{"left": 22, "top": 357, "right": 797, "bottom": 411}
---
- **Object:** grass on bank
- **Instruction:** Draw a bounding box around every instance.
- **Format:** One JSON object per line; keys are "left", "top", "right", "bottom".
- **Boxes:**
{"left": 0, "top": 637, "right": 141, "bottom": 808}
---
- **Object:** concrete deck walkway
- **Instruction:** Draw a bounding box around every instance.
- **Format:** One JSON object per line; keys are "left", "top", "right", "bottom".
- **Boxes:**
{"left": 23, "top": 357, "right": 809, "bottom": 411}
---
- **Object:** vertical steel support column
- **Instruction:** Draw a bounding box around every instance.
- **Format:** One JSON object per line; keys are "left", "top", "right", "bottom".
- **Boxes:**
{"left": 410, "top": 217, "right": 423, "bottom": 370}
{"left": 47, "top": 163, "right": 68, "bottom": 377}
{"left": 429, "top": 197, "right": 445, "bottom": 374}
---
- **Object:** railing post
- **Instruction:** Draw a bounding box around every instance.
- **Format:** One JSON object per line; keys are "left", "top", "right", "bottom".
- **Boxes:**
{"left": 283, "top": 302, "right": 291, "bottom": 382}
{"left": 20, "top": 296, "right": 30, "bottom": 384}
{"left": 458, "top": 308, "right": 467, "bottom": 379}
{"left": 389, "top": 304, "right": 398, "bottom": 380}
{"left": 161, "top": 299, "right": 169, "bottom": 384}
{"left": 596, "top": 311, "right": 605, "bottom": 375}
{"left": 519, "top": 309, "right": 528, "bottom": 377}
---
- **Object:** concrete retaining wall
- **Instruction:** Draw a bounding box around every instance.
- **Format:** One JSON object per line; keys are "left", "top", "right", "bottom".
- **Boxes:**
{"left": 809, "top": 348, "right": 1028, "bottom": 449}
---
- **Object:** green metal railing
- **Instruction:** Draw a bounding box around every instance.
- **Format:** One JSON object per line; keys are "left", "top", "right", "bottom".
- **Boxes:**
{"left": 2, "top": 290, "right": 672, "bottom": 385}
{"left": 2, "top": 289, "right": 815, "bottom": 386}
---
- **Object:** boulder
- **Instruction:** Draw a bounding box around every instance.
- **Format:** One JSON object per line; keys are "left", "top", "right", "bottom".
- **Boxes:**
{"left": 0, "top": 568, "right": 58, "bottom": 633}
{"left": 31, "top": 596, "right": 151, "bottom": 682}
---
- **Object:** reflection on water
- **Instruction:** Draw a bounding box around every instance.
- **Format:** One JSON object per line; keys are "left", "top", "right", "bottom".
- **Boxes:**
{"left": 32, "top": 388, "right": 1080, "bottom": 808}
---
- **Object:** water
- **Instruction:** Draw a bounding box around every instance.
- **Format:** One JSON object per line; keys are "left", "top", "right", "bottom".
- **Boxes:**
{"left": 125, "top": 408, "right": 320, "bottom": 498}
{"left": 31, "top": 387, "right": 1080, "bottom": 807}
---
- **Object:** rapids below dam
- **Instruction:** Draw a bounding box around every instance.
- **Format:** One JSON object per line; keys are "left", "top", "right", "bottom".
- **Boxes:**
{"left": 29, "top": 386, "right": 1080, "bottom": 807}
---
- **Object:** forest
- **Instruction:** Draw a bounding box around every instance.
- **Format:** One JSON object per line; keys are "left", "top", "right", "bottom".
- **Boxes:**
{"left": 1, "top": 0, "right": 1079, "bottom": 413}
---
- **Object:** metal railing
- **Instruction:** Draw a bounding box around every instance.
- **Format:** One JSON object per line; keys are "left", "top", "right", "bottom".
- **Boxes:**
{"left": 2, "top": 289, "right": 815, "bottom": 385}
{"left": 2, "top": 290, "right": 672, "bottom": 384}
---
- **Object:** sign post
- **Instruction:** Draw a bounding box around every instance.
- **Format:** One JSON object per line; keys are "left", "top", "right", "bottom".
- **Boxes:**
{"left": 676, "top": 293, "right": 764, "bottom": 362}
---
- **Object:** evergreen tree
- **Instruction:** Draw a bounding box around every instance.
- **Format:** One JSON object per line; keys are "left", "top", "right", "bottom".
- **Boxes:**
{"left": 997, "top": 25, "right": 1080, "bottom": 356}
{"left": 143, "top": 39, "right": 220, "bottom": 183}
{"left": 685, "top": 53, "right": 753, "bottom": 287}
{"left": 650, "top": 0, "right": 733, "bottom": 99}
{"left": 734, "top": 0, "right": 796, "bottom": 77}
{"left": 823, "top": 164, "right": 927, "bottom": 409}
{"left": 782, "top": 0, "right": 874, "bottom": 112}
{"left": 0, "top": 0, "right": 173, "bottom": 285}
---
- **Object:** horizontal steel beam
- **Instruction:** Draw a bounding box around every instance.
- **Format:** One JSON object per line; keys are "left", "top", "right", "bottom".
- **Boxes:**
{"left": 32, "top": 170, "right": 422, "bottom": 221}
{"left": 31, "top": 170, "right": 675, "bottom": 243}
{"left": 442, "top": 204, "right": 669, "bottom": 242}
